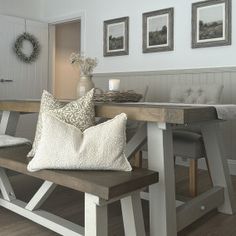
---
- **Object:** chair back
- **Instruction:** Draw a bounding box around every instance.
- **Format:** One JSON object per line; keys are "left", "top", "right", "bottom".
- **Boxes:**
{"left": 169, "top": 85, "right": 223, "bottom": 104}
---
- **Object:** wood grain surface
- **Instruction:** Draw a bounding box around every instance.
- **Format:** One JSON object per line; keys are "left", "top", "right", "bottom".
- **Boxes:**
{"left": 0, "top": 100, "right": 218, "bottom": 124}
{"left": 0, "top": 145, "right": 158, "bottom": 200}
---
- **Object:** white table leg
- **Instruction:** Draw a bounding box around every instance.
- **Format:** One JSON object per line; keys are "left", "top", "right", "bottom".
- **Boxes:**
{"left": 121, "top": 191, "right": 145, "bottom": 236}
{"left": 84, "top": 193, "right": 108, "bottom": 236}
{"left": 201, "top": 122, "right": 236, "bottom": 214}
{"left": 147, "top": 122, "right": 177, "bottom": 236}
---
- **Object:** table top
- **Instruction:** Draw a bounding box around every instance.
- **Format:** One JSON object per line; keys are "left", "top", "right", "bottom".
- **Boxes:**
{"left": 0, "top": 100, "right": 218, "bottom": 124}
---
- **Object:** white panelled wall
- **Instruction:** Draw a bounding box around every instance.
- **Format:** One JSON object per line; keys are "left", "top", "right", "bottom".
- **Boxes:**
{"left": 15, "top": 19, "right": 48, "bottom": 141}
{"left": 0, "top": 15, "right": 48, "bottom": 140}
{"left": 0, "top": 15, "right": 48, "bottom": 99}
{"left": 94, "top": 67, "right": 236, "bottom": 171}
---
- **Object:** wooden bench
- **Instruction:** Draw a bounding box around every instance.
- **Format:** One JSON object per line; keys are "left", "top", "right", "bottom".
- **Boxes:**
{"left": 1, "top": 101, "right": 232, "bottom": 236}
{"left": 0, "top": 145, "right": 158, "bottom": 236}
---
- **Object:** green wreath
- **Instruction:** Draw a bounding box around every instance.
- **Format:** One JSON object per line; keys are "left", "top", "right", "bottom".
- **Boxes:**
{"left": 14, "top": 32, "right": 41, "bottom": 63}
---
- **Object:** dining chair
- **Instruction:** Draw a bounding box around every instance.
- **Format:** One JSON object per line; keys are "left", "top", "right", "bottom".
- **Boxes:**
{"left": 170, "top": 84, "right": 224, "bottom": 197}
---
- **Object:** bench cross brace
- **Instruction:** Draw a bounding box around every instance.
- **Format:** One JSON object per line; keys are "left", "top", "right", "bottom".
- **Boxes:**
{"left": 0, "top": 168, "right": 16, "bottom": 201}
{"left": 0, "top": 111, "right": 20, "bottom": 136}
{"left": 25, "top": 180, "right": 57, "bottom": 211}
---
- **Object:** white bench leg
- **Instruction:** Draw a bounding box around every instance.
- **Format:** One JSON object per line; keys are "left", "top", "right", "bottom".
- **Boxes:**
{"left": 85, "top": 193, "right": 108, "bottom": 236}
{"left": 121, "top": 192, "right": 145, "bottom": 236}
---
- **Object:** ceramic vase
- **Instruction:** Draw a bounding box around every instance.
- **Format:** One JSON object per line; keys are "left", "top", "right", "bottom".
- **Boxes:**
{"left": 76, "top": 75, "right": 95, "bottom": 98}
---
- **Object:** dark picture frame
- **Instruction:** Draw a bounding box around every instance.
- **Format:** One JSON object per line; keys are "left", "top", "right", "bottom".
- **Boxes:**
{"left": 143, "top": 8, "right": 174, "bottom": 53}
{"left": 192, "top": 0, "right": 232, "bottom": 48}
{"left": 103, "top": 17, "right": 129, "bottom": 57}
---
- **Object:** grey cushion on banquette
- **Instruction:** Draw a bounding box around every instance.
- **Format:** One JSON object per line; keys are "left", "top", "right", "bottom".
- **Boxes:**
{"left": 173, "top": 130, "right": 205, "bottom": 159}
{"left": 171, "top": 84, "right": 223, "bottom": 159}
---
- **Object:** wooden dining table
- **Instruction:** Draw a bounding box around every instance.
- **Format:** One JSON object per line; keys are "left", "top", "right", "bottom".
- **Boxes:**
{"left": 0, "top": 100, "right": 235, "bottom": 236}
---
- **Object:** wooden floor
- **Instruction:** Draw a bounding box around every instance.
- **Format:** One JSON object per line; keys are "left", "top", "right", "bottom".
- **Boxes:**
{"left": 0, "top": 166, "right": 236, "bottom": 236}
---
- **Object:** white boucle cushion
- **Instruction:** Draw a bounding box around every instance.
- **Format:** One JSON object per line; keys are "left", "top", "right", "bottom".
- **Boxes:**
{"left": 28, "top": 89, "right": 95, "bottom": 157}
{"left": 27, "top": 112, "right": 132, "bottom": 172}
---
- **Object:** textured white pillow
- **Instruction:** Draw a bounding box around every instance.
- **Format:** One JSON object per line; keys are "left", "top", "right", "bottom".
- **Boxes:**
{"left": 28, "top": 89, "right": 95, "bottom": 157}
{"left": 27, "top": 113, "right": 132, "bottom": 172}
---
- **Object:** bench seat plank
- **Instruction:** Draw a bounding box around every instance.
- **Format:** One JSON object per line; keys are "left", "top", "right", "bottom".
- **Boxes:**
{"left": 0, "top": 145, "right": 158, "bottom": 200}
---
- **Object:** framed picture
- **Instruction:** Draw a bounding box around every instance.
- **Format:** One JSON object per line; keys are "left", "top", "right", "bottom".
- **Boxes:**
{"left": 103, "top": 17, "right": 129, "bottom": 57}
{"left": 143, "top": 8, "right": 174, "bottom": 53}
{"left": 192, "top": 0, "right": 231, "bottom": 48}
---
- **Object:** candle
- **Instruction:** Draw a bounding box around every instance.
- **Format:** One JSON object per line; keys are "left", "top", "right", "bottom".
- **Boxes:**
{"left": 109, "top": 79, "right": 120, "bottom": 91}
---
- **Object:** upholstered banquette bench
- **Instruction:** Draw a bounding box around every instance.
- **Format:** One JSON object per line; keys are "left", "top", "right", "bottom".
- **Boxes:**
{"left": 170, "top": 85, "right": 223, "bottom": 197}
{"left": 0, "top": 144, "right": 158, "bottom": 236}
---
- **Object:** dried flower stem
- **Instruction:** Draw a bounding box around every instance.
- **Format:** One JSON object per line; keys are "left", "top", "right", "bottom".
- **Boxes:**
{"left": 69, "top": 52, "right": 98, "bottom": 76}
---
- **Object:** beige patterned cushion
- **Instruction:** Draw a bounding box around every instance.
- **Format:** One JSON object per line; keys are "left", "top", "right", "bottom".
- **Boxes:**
{"left": 27, "top": 89, "right": 95, "bottom": 157}
{"left": 27, "top": 112, "right": 132, "bottom": 172}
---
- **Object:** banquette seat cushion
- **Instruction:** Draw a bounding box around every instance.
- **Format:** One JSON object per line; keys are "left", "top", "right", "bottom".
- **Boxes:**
{"left": 173, "top": 130, "right": 205, "bottom": 159}
{"left": 170, "top": 84, "right": 223, "bottom": 159}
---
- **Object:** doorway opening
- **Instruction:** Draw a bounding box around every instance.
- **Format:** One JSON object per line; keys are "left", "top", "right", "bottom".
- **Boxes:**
{"left": 49, "top": 20, "right": 81, "bottom": 100}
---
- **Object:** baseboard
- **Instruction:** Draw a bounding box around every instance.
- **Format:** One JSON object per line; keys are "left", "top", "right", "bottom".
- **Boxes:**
{"left": 176, "top": 157, "right": 236, "bottom": 176}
